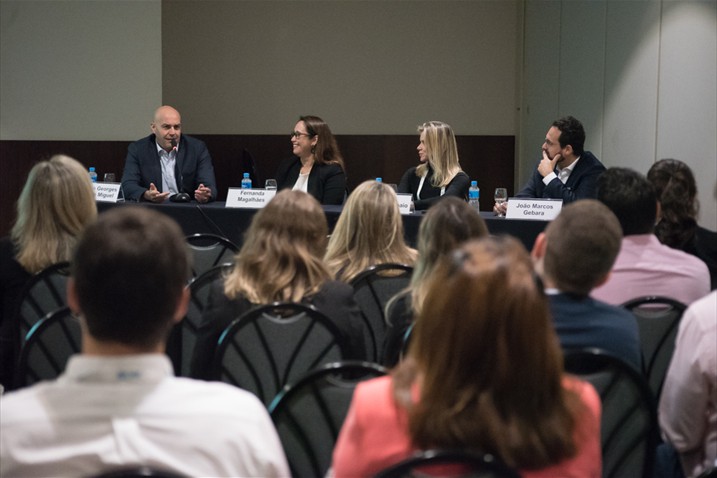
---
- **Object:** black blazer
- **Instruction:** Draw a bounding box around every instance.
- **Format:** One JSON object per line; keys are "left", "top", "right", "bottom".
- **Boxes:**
{"left": 189, "top": 279, "right": 366, "bottom": 379}
{"left": 275, "top": 156, "right": 346, "bottom": 205}
{"left": 397, "top": 165, "right": 470, "bottom": 210}
{"left": 516, "top": 151, "right": 605, "bottom": 203}
{"left": 120, "top": 134, "right": 217, "bottom": 202}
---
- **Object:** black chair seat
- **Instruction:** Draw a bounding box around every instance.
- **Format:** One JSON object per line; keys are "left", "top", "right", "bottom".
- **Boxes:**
{"left": 211, "top": 302, "right": 349, "bottom": 406}
{"left": 269, "top": 360, "right": 388, "bottom": 477}
{"left": 564, "top": 348, "right": 658, "bottom": 478}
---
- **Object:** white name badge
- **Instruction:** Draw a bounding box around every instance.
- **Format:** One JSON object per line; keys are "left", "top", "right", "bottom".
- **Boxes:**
{"left": 397, "top": 193, "right": 413, "bottom": 215}
{"left": 225, "top": 188, "right": 276, "bottom": 208}
{"left": 93, "top": 182, "right": 121, "bottom": 203}
{"left": 506, "top": 198, "right": 563, "bottom": 221}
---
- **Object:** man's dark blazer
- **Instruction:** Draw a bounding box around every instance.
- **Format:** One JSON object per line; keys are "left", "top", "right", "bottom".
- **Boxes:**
{"left": 275, "top": 156, "right": 346, "bottom": 205}
{"left": 549, "top": 292, "right": 641, "bottom": 370}
{"left": 516, "top": 151, "right": 605, "bottom": 203}
{"left": 120, "top": 134, "right": 217, "bottom": 202}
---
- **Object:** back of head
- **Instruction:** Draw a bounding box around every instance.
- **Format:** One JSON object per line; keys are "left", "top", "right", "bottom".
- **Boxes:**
{"left": 647, "top": 158, "right": 698, "bottom": 248}
{"left": 11, "top": 154, "right": 98, "bottom": 273}
{"left": 411, "top": 197, "right": 488, "bottom": 310}
{"left": 397, "top": 237, "right": 578, "bottom": 468}
{"left": 597, "top": 167, "right": 657, "bottom": 235}
{"left": 227, "top": 190, "right": 330, "bottom": 302}
{"left": 417, "top": 121, "right": 461, "bottom": 186}
{"left": 72, "top": 207, "right": 190, "bottom": 348}
{"left": 552, "top": 116, "right": 585, "bottom": 156}
{"left": 325, "top": 180, "right": 415, "bottom": 281}
{"left": 300, "top": 115, "right": 345, "bottom": 169}
{"left": 543, "top": 200, "right": 622, "bottom": 296}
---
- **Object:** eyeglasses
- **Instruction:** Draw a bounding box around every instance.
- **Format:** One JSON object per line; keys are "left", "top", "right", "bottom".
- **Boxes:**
{"left": 290, "top": 131, "right": 312, "bottom": 138}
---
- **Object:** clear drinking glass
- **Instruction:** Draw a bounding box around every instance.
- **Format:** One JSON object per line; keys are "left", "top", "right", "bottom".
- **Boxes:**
{"left": 103, "top": 173, "right": 116, "bottom": 183}
{"left": 265, "top": 179, "right": 278, "bottom": 190}
{"left": 494, "top": 188, "right": 508, "bottom": 217}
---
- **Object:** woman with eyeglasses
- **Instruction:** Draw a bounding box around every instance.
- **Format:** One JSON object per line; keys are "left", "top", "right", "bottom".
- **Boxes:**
{"left": 397, "top": 121, "right": 470, "bottom": 211}
{"left": 275, "top": 115, "right": 347, "bottom": 205}
{"left": 331, "top": 237, "right": 602, "bottom": 477}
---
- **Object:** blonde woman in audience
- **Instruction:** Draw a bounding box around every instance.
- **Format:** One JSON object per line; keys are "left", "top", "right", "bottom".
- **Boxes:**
{"left": 332, "top": 237, "right": 602, "bottom": 477}
{"left": 382, "top": 197, "right": 488, "bottom": 367}
{"left": 190, "top": 190, "right": 365, "bottom": 378}
{"left": 397, "top": 121, "right": 470, "bottom": 210}
{"left": 0, "top": 155, "right": 97, "bottom": 390}
{"left": 324, "top": 180, "right": 417, "bottom": 283}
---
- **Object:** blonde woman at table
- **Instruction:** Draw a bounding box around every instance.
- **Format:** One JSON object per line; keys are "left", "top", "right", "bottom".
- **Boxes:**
{"left": 324, "top": 180, "right": 417, "bottom": 283}
{"left": 332, "top": 237, "right": 602, "bottom": 477}
{"left": 397, "top": 121, "right": 470, "bottom": 211}
{"left": 0, "top": 155, "right": 97, "bottom": 390}
{"left": 190, "top": 190, "right": 365, "bottom": 378}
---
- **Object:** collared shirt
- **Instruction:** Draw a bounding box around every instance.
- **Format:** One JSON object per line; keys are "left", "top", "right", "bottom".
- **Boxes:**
{"left": 659, "top": 291, "right": 717, "bottom": 477}
{"left": 155, "top": 142, "right": 179, "bottom": 195}
{"left": 0, "top": 354, "right": 289, "bottom": 477}
{"left": 591, "top": 234, "right": 710, "bottom": 306}
{"left": 543, "top": 155, "right": 581, "bottom": 185}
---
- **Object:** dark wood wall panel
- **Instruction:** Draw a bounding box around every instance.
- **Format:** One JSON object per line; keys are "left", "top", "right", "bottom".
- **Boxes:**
{"left": 0, "top": 135, "right": 514, "bottom": 237}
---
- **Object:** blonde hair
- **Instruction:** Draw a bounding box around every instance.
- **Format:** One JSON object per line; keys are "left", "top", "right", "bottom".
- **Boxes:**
{"left": 325, "top": 180, "right": 416, "bottom": 282}
{"left": 224, "top": 190, "right": 331, "bottom": 303}
{"left": 11, "top": 155, "right": 97, "bottom": 273}
{"left": 415, "top": 121, "right": 463, "bottom": 188}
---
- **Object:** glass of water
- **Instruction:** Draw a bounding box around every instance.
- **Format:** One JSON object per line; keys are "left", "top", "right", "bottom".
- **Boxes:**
{"left": 265, "top": 179, "right": 277, "bottom": 190}
{"left": 494, "top": 188, "right": 508, "bottom": 217}
{"left": 103, "top": 173, "right": 116, "bottom": 183}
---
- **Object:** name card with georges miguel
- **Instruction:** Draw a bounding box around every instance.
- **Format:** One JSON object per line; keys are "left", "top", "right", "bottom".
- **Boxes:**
{"left": 93, "top": 182, "right": 122, "bottom": 203}
{"left": 506, "top": 198, "right": 563, "bottom": 221}
{"left": 225, "top": 188, "right": 277, "bottom": 208}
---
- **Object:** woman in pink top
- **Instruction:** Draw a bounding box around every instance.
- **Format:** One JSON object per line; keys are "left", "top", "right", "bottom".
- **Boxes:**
{"left": 332, "top": 237, "right": 602, "bottom": 477}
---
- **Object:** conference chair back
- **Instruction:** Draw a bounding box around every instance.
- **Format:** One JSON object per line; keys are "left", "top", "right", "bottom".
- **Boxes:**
{"left": 16, "top": 261, "right": 70, "bottom": 350}
{"left": 166, "top": 263, "right": 232, "bottom": 377}
{"left": 621, "top": 296, "right": 686, "bottom": 403}
{"left": 563, "top": 348, "right": 658, "bottom": 478}
{"left": 89, "top": 466, "right": 188, "bottom": 478}
{"left": 16, "top": 306, "right": 81, "bottom": 388}
{"left": 349, "top": 263, "right": 413, "bottom": 363}
{"left": 374, "top": 449, "right": 521, "bottom": 478}
{"left": 185, "top": 233, "right": 238, "bottom": 278}
{"left": 211, "top": 302, "right": 349, "bottom": 406}
{"left": 268, "top": 361, "right": 387, "bottom": 477}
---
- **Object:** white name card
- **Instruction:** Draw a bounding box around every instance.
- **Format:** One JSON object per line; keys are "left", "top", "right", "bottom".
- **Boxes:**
{"left": 397, "top": 194, "right": 413, "bottom": 215}
{"left": 225, "top": 188, "right": 276, "bottom": 208}
{"left": 93, "top": 182, "right": 121, "bottom": 203}
{"left": 506, "top": 198, "right": 563, "bottom": 221}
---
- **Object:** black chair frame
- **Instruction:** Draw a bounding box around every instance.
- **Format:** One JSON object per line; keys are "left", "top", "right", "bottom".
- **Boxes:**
{"left": 16, "top": 261, "right": 71, "bottom": 346}
{"left": 374, "top": 449, "right": 521, "bottom": 478}
{"left": 185, "top": 233, "right": 238, "bottom": 278}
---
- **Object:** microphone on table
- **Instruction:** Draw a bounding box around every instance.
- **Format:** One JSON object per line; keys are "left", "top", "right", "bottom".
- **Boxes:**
{"left": 170, "top": 138, "right": 191, "bottom": 203}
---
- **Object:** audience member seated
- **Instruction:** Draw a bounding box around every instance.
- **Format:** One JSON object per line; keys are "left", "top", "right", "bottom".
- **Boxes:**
{"left": 593, "top": 167, "right": 710, "bottom": 305}
{"left": 120, "top": 105, "right": 217, "bottom": 203}
{"left": 397, "top": 121, "right": 470, "bottom": 211}
{"left": 659, "top": 290, "right": 717, "bottom": 478}
{"left": 190, "top": 190, "right": 366, "bottom": 378}
{"left": 0, "top": 207, "right": 289, "bottom": 477}
{"left": 493, "top": 116, "right": 606, "bottom": 215}
{"left": 325, "top": 180, "right": 417, "bottom": 283}
{"left": 275, "top": 115, "right": 347, "bottom": 205}
{"left": 331, "top": 237, "right": 602, "bottom": 477}
{"left": 0, "top": 155, "right": 97, "bottom": 391}
{"left": 383, "top": 197, "right": 488, "bottom": 367}
{"left": 647, "top": 159, "right": 717, "bottom": 290}
{"left": 532, "top": 200, "right": 641, "bottom": 369}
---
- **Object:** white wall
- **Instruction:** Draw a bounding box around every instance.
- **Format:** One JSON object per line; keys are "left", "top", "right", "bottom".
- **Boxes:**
{"left": 161, "top": 0, "right": 518, "bottom": 135}
{"left": 520, "top": 0, "right": 717, "bottom": 229}
{"left": 0, "top": 0, "right": 162, "bottom": 141}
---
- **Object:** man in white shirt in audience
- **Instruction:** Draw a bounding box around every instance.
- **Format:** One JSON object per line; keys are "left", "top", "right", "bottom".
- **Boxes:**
{"left": 592, "top": 167, "right": 710, "bottom": 306}
{"left": 0, "top": 207, "right": 289, "bottom": 477}
{"left": 659, "top": 290, "right": 717, "bottom": 478}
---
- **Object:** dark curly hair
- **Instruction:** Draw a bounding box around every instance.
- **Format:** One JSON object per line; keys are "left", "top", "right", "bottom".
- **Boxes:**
{"left": 647, "top": 159, "right": 698, "bottom": 249}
